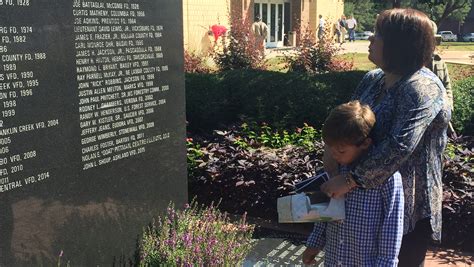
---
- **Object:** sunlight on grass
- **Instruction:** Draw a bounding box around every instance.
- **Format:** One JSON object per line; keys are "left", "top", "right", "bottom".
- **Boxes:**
{"left": 264, "top": 52, "right": 472, "bottom": 80}
{"left": 336, "top": 53, "right": 376, "bottom": 71}
{"left": 265, "top": 56, "right": 288, "bottom": 72}
{"left": 336, "top": 53, "right": 472, "bottom": 81}
{"left": 439, "top": 42, "right": 474, "bottom": 51}
{"left": 265, "top": 53, "right": 376, "bottom": 73}
{"left": 447, "top": 63, "right": 474, "bottom": 82}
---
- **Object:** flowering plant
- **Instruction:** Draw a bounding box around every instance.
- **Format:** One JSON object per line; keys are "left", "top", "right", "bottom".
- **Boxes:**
{"left": 138, "top": 201, "right": 255, "bottom": 266}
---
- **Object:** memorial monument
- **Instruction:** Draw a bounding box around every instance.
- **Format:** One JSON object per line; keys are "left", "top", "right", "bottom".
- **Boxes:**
{"left": 0, "top": 0, "right": 186, "bottom": 265}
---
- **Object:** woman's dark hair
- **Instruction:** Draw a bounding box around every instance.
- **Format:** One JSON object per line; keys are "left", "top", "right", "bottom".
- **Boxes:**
{"left": 375, "top": 8, "right": 435, "bottom": 75}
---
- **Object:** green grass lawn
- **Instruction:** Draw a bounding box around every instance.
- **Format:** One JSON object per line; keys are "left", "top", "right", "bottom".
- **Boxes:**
{"left": 336, "top": 53, "right": 375, "bottom": 71}
{"left": 266, "top": 52, "right": 472, "bottom": 83}
{"left": 265, "top": 56, "right": 288, "bottom": 72}
{"left": 439, "top": 42, "right": 474, "bottom": 51}
{"left": 265, "top": 52, "right": 376, "bottom": 73}
{"left": 346, "top": 40, "right": 474, "bottom": 51}
{"left": 337, "top": 53, "right": 471, "bottom": 82}
{"left": 447, "top": 63, "right": 474, "bottom": 82}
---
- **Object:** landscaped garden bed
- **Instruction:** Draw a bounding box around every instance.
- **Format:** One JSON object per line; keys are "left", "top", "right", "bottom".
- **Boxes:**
{"left": 180, "top": 22, "right": 473, "bottom": 256}
{"left": 185, "top": 71, "right": 474, "bottom": 252}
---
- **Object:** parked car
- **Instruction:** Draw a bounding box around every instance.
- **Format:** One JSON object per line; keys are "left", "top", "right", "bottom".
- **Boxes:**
{"left": 438, "top": 31, "right": 458, "bottom": 42}
{"left": 461, "top": 33, "right": 474, "bottom": 42}
{"left": 354, "top": 31, "right": 374, "bottom": 40}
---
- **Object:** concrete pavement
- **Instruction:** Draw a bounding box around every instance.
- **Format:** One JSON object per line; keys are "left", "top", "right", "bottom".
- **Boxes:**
{"left": 245, "top": 217, "right": 474, "bottom": 266}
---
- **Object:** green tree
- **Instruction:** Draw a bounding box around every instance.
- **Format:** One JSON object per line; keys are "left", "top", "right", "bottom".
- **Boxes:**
{"left": 412, "top": 0, "right": 472, "bottom": 27}
{"left": 344, "top": 0, "right": 377, "bottom": 32}
{"left": 348, "top": 0, "right": 472, "bottom": 30}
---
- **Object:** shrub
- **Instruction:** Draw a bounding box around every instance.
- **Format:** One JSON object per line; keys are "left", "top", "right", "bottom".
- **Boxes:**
{"left": 187, "top": 137, "right": 205, "bottom": 177}
{"left": 185, "top": 73, "right": 235, "bottom": 132}
{"left": 441, "top": 136, "right": 473, "bottom": 251}
{"left": 234, "top": 122, "right": 320, "bottom": 151}
{"left": 138, "top": 201, "right": 255, "bottom": 266}
{"left": 184, "top": 50, "right": 212, "bottom": 74}
{"left": 185, "top": 70, "right": 366, "bottom": 133}
{"left": 186, "top": 70, "right": 472, "bottom": 135}
{"left": 187, "top": 125, "right": 473, "bottom": 251}
{"left": 213, "top": 10, "right": 266, "bottom": 71}
{"left": 188, "top": 124, "right": 324, "bottom": 220}
{"left": 452, "top": 76, "right": 474, "bottom": 135}
{"left": 285, "top": 24, "right": 353, "bottom": 74}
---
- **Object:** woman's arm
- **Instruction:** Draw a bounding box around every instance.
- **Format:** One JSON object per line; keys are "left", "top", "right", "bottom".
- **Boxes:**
{"left": 351, "top": 81, "right": 444, "bottom": 188}
{"left": 322, "top": 80, "right": 445, "bottom": 197}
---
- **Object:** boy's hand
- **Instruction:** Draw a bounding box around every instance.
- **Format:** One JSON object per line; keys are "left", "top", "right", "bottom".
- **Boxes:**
{"left": 302, "top": 247, "right": 320, "bottom": 265}
{"left": 321, "top": 174, "right": 351, "bottom": 198}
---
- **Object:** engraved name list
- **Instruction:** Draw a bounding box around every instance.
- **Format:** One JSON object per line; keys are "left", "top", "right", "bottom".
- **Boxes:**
{"left": 73, "top": 0, "right": 171, "bottom": 170}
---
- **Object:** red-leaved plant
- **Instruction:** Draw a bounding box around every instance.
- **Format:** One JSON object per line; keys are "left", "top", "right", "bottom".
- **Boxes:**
{"left": 213, "top": 9, "right": 267, "bottom": 71}
{"left": 286, "top": 23, "right": 353, "bottom": 74}
{"left": 184, "top": 50, "right": 212, "bottom": 74}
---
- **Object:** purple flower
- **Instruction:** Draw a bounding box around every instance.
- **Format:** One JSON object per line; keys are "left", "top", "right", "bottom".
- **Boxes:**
{"left": 58, "top": 250, "right": 64, "bottom": 257}
{"left": 182, "top": 233, "right": 193, "bottom": 246}
{"left": 166, "top": 238, "right": 176, "bottom": 247}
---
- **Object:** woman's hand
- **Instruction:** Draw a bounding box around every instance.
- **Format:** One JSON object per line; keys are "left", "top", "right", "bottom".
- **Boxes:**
{"left": 320, "top": 174, "right": 352, "bottom": 198}
{"left": 302, "top": 247, "right": 320, "bottom": 265}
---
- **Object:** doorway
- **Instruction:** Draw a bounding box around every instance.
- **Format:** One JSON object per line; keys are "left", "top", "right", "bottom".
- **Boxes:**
{"left": 254, "top": 0, "right": 291, "bottom": 48}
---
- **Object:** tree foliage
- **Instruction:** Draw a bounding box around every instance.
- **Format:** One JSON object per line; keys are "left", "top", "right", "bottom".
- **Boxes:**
{"left": 412, "top": 0, "right": 472, "bottom": 27}
{"left": 344, "top": 0, "right": 472, "bottom": 30}
{"left": 344, "top": 0, "right": 377, "bottom": 32}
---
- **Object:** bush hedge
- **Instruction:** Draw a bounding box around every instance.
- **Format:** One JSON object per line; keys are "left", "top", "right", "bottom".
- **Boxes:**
{"left": 186, "top": 70, "right": 474, "bottom": 135}
{"left": 452, "top": 76, "right": 474, "bottom": 135}
{"left": 186, "top": 70, "right": 365, "bottom": 132}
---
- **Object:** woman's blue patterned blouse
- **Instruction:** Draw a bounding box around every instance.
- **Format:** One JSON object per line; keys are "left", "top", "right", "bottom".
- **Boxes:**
{"left": 350, "top": 67, "right": 451, "bottom": 241}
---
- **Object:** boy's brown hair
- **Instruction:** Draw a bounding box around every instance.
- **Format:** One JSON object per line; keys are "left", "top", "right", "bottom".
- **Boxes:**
{"left": 322, "top": 100, "right": 375, "bottom": 146}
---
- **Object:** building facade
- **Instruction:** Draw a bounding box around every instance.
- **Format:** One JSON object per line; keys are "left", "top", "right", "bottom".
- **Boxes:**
{"left": 183, "top": 0, "right": 344, "bottom": 54}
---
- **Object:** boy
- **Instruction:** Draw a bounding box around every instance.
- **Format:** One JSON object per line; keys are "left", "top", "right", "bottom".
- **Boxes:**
{"left": 302, "top": 101, "right": 404, "bottom": 266}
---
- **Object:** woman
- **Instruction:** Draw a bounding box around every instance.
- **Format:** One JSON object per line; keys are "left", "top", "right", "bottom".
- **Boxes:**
{"left": 320, "top": 8, "right": 450, "bottom": 266}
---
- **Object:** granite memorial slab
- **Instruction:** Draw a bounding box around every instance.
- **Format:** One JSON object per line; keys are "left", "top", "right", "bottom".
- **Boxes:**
{"left": 243, "top": 238, "right": 324, "bottom": 266}
{"left": 0, "top": 0, "right": 186, "bottom": 265}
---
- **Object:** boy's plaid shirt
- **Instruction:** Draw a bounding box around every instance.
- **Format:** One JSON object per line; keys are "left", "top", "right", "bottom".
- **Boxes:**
{"left": 306, "top": 172, "right": 404, "bottom": 266}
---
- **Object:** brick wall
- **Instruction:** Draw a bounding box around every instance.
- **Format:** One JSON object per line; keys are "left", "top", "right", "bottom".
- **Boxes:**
{"left": 289, "top": 0, "right": 343, "bottom": 45}
{"left": 183, "top": 0, "right": 231, "bottom": 55}
{"left": 183, "top": 0, "right": 344, "bottom": 51}
{"left": 315, "top": 0, "right": 344, "bottom": 38}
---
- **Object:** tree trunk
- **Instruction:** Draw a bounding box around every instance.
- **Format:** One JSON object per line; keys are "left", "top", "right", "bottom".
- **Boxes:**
{"left": 437, "top": 0, "right": 465, "bottom": 28}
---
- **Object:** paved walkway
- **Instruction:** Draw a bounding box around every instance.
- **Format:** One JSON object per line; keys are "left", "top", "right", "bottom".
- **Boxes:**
{"left": 245, "top": 217, "right": 474, "bottom": 266}
{"left": 425, "top": 248, "right": 473, "bottom": 267}
{"left": 245, "top": 237, "right": 473, "bottom": 266}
